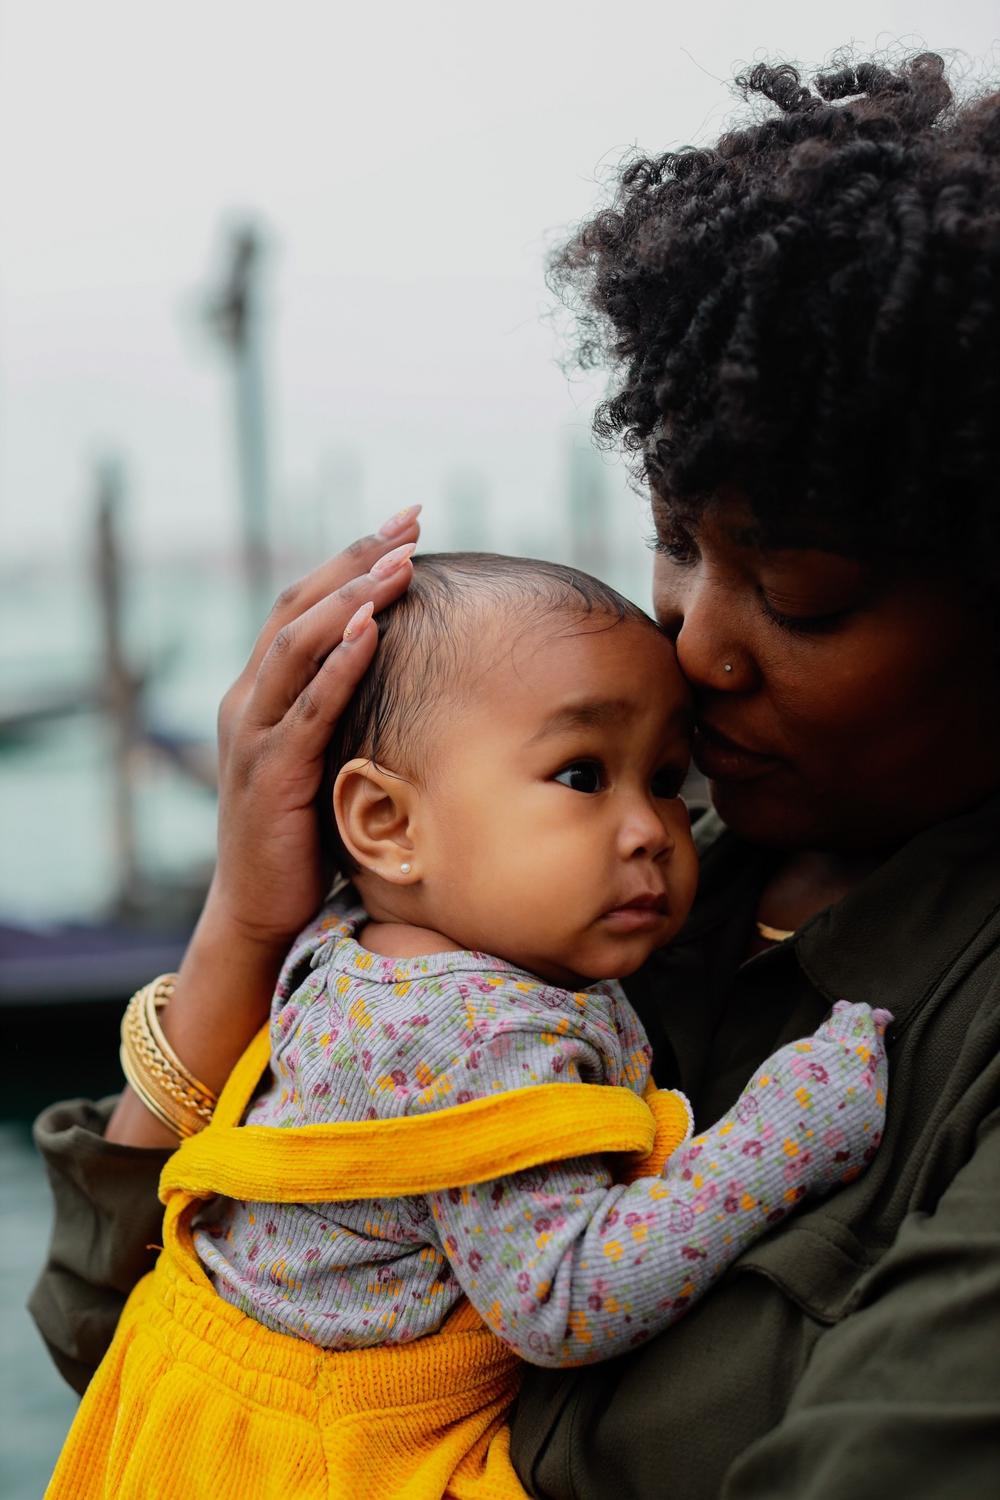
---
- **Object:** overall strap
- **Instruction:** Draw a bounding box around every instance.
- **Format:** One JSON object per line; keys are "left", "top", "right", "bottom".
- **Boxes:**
{"left": 161, "top": 1079, "right": 661, "bottom": 1205}
{"left": 212, "top": 1024, "right": 273, "bottom": 1128}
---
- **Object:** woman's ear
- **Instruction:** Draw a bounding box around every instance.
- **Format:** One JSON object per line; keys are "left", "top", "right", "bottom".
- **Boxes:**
{"left": 333, "top": 758, "right": 419, "bottom": 883}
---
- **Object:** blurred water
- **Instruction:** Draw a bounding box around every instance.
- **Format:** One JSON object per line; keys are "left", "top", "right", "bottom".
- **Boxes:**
{"left": 0, "top": 1124, "right": 79, "bottom": 1500}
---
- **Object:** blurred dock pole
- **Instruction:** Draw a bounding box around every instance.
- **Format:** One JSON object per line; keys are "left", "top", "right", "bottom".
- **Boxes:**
{"left": 205, "top": 225, "right": 273, "bottom": 640}
{"left": 94, "top": 458, "right": 144, "bottom": 913}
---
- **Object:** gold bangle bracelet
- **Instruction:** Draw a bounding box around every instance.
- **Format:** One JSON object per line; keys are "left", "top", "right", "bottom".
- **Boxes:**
{"left": 119, "top": 975, "right": 218, "bottom": 1139}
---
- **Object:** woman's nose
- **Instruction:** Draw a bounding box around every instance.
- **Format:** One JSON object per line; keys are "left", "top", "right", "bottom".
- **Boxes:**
{"left": 658, "top": 568, "right": 748, "bottom": 693}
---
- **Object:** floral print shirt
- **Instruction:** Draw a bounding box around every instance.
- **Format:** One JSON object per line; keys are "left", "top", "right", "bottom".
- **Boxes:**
{"left": 194, "top": 906, "right": 887, "bottom": 1367}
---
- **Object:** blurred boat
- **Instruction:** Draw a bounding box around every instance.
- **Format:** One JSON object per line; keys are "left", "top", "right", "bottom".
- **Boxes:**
{"left": 0, "top": 917, "right": 189, "bottom": 1006}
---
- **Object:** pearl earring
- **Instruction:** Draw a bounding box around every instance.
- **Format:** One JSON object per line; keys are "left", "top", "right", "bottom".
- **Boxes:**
{"left": 399, "top": 862, "right": 412, "bottom": 875}
{"left": 723, "top": 662, "right": 733, "bottom": 674}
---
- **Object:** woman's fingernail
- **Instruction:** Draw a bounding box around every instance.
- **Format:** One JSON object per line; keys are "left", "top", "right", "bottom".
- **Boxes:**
{"left": 376, "top": 504, "right": 422, "bottom": 539}
{"left": 371, "top": 541, "right": 416, "bottom": 577}
{"left": 342, "top": 600, "right": 375, "bottom": 641}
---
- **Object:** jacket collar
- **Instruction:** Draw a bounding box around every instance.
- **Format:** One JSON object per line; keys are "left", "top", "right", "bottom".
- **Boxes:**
{"left": 684, "top": 792, "right": 1000, "bottom": 1032}
{"left": 792, "top": 790, "right": 1000, "bottom": 1034}
{"left": 630, "top": 793, "right": 1000, "bottom": 1090}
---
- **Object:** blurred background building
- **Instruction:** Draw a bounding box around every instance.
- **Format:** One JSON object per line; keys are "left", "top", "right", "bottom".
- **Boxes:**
{"left": 1, "top": 2, "right": 997, "bottom": 1494}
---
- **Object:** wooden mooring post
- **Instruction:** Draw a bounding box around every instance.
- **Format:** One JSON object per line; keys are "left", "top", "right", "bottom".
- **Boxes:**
{"left": 204, "top": 224, "right": 273, "bottom": 644}
{"left": 94, "top": 458, "right": 144, "bottom": 914}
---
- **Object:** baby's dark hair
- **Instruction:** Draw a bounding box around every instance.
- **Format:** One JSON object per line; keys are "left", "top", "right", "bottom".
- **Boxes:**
{"left": 321, "top": 551, "right": 656, "bottom": 878}
{"left": 552, "top": 53, "right": 1000, "bottom": 579}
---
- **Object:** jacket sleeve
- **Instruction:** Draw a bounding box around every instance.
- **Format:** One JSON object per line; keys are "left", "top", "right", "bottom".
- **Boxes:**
{"left": 27, "top": 1097, "right": 172, "bottom": 1396}
{"left": 722, "top": 1102, "right": 1000, "bottom": 1500}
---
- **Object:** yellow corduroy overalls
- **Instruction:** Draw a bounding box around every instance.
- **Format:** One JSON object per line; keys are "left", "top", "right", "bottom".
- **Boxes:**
{"left": 47, "top": 1027, "right": 690, "bottom": 1500}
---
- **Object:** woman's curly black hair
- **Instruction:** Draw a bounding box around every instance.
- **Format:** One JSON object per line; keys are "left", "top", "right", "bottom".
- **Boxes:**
{"left": 552, "top": 53, "right": 1000, "bottom": 576}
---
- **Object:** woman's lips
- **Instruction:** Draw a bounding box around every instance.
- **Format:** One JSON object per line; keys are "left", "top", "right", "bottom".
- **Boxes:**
{"left": 693, "top": 723, "right": 782, "bottom": 783}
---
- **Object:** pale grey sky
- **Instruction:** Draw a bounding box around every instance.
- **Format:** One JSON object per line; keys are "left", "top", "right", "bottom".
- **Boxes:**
{"left": 2, "top": 1, "right": 998, "bottom": 565}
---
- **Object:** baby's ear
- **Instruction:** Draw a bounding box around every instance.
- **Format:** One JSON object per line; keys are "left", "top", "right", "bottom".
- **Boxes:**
{"left": 333, "top": 759, "right": 418, "bottom": 884}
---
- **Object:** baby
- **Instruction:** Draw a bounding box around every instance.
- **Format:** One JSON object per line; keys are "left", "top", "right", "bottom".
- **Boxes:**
{"left": 51, "top": 554, "right": 889, "bottom": 1500}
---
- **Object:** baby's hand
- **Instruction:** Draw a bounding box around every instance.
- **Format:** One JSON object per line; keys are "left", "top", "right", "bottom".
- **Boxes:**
{"left": 732, "top": 1000, "right": 890, "bottom": 1202}
{"left": 642, "top": 1002, "right": 890, "bottom": 1310}
{"left": 813, "top": 999, "right": 892, "bottom": 1060}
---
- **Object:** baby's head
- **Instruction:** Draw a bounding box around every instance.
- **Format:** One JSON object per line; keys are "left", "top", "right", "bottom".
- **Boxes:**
{"left": 325, "top": 553, "right": 698, "bottom": 987}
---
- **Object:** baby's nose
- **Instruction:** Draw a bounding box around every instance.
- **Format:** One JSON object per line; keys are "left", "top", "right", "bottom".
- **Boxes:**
{"left": 619, "top": 802, "right": 673, "bottom": 860}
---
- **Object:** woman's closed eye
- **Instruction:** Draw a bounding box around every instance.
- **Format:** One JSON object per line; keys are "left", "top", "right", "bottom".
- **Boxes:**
{"left": 553, "top": 760, "right": 605, "bottom": 794}
{"left": 647, "top": 519, "right": 698, "bottom": 565}
{"left": 756, "top": 558, "right": 869, "bottom": 635}
{"left": 758, "top": 591, "right": 852, "bottom": 635}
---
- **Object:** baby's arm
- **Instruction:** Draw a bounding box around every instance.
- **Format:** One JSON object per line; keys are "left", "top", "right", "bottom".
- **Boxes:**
{"left": 427, "top": 1001, "right": 890, "bottom": 1367}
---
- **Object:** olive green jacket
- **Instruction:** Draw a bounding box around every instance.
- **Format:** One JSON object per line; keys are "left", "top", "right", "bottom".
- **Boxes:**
{"left": 30, "top": 799, "right": 1000, "bottom": 1498}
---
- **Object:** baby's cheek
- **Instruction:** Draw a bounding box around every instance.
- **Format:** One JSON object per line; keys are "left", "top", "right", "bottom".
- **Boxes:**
{"left": 671, "top": 830, "right": 701, "bottom": 922}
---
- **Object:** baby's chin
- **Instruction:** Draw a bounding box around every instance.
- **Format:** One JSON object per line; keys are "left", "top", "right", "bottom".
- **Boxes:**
{"left": 565, "top": 930, "right": 677, "bottom": 987}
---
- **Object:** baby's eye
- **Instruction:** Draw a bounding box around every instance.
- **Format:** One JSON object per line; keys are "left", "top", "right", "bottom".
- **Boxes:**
{"left": 651, "top": 767, "right": 686, "bottom": 799}
{"left": 554, "top": 760, "right": 605, "bottom": 794}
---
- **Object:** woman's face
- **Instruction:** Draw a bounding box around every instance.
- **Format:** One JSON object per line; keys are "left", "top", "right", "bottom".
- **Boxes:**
{"left": 651, "top": 494, "right": 1000, "bottom": 852}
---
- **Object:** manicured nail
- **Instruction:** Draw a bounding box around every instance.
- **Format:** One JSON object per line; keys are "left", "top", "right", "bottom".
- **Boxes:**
{"left": 376, "top": 504, "right": 421, "bottom": 539}
{"left": 342, "top": 601, "right": 374, "bottom": 641}
{"left": 371, "top": 541, "right": 416, "bottom": 577}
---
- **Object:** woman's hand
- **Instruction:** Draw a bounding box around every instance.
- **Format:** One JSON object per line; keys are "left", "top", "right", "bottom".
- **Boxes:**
{"left": 209, "top": 509, "right": 419, "bottom": 951}
{"left": 106, "top": 506, "right": 421, "bottom": 1145}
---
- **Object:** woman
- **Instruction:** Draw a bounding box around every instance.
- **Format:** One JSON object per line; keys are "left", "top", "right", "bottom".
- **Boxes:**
{"left": 32, "top": 54, "right": 1000, "bottom": 1499}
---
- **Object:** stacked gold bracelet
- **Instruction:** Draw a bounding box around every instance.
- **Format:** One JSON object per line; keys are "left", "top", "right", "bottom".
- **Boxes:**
{"left": 120, "top": 974, "right": 218, "bottom": 1138}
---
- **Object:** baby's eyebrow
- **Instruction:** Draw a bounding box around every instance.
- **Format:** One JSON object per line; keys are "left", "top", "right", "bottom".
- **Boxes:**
{"left": 525, "top": 698, "right": 637, "bottom": 745}
{"left": 526, "top": 697, "right": 693, "bottom": 748}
